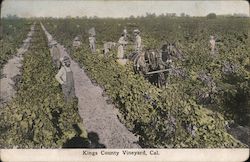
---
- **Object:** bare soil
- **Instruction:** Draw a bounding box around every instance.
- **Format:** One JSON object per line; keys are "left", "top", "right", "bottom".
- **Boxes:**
{"left": 0, "top": 24, "right": 35, "bottom": 107}
{"left": 41, "top": 23, "right": 140, "bottom": 148}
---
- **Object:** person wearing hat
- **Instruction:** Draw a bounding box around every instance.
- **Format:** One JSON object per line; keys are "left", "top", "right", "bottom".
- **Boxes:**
{"left": 134, "top": 29, "right": 142, "bottom": 53}
{"left": 123, "top": 27, "right": 128, "bottom": 41}
{"left": 209, "top": 35, "right": 216, "bottom": 55}
{"left": 51, "top": 41, "right": 61, "bottom": 69}
{"left": 55, "top": 56, "right": 76, "bottom": 102}
{"left": 73, "top": 36, "right": 81, "bottom": 49}
{"left": 117, "top": 33, "right": 128, "bottom": 59}
{"left": 89, "top": 34, "right": 96, "bottom": 53}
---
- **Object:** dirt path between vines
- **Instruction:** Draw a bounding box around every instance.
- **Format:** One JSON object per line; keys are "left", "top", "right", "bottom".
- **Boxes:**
{"left": 0, "top": 23, "right": 36, "bottom": 107}
{"left": 41, "top": 23, "right": 140, "bottom": 148}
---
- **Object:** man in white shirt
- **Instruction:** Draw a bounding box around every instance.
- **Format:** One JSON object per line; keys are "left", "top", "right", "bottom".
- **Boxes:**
{"left": 89, "top": 35, "right": 96, "bottom": 53}
{"left": 123, "top": 28, "right": 128, "bottom": 41}
{"left": 55, "top": 56, "right": 76, "bottom": 102}
{"left": 210, "top": 35, "right": 216, "bottom": 55}
{"left": 117, "top": 33, "right": 128, "bottom": 59}
{"left": 134, "top": 29, "right": 142, "bottom": 53}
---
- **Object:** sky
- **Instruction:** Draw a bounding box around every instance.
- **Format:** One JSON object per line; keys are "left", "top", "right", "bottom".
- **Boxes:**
{"left": 1, "top": 0, "right": 249, "bottom": 18}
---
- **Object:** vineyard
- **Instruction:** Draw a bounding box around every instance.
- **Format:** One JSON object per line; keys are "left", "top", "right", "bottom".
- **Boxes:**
{"left": 0, "top": 19, "right": 31, "bottom": 76}
{"left": 0, "top": 15, "right": 249, "bottom": 148}
{"left": 42, "top": 16, "right": 249, "bottom": 148}
{"left": 0, "top": 22, "right": 87, "bottom": 148}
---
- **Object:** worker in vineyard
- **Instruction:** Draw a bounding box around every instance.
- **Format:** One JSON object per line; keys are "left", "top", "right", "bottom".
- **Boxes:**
{"left": 51, "top": 41, "right": 61, "bottom": 69}
{"left": 103, "top": 41, "right": 116, "bottom": 58}
{"left": 55, "top": 56, "right": 76, "bottom": 102}
{"left": 117, "top": 33, "right": 128, "bottom": 59}
{"left": 123, "top": 27, "right": 128, "bottom": 41}
{"left": 209, "top": 35, "right": 216, "bottom": 55}
{"left": 134, "top": 29, "right": 142, "bottom": 53}
{"left": 89, "top": 34, "right": 96, "bottom": 53}
{"left": 73, "top": 36, "right": 81, "bottom": 49}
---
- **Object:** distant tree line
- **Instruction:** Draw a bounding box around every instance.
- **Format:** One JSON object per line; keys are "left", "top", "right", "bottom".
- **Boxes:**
{"left": 3, "top": 12, "right": 249, "bottom": 19}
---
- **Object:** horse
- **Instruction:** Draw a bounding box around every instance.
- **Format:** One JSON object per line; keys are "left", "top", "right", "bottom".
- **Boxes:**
{"left": 161, "top": 42, "right": 185, "bottom": 61}
{"left": 102, "top": 41, "right": 117, "bottom": 58}
{"left": 128, "top": 42, "right": 184, "bottom": 87}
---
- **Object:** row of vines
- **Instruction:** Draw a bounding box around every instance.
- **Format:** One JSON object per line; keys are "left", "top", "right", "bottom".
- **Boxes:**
{"left": 0, "top": 23, "right": 87, "bottom": 148}
{"left": 0, "top": 19, "right": 31, "bottom": 74}
{"left": 43, "top": 16, "right": 249, "bottom": 148}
